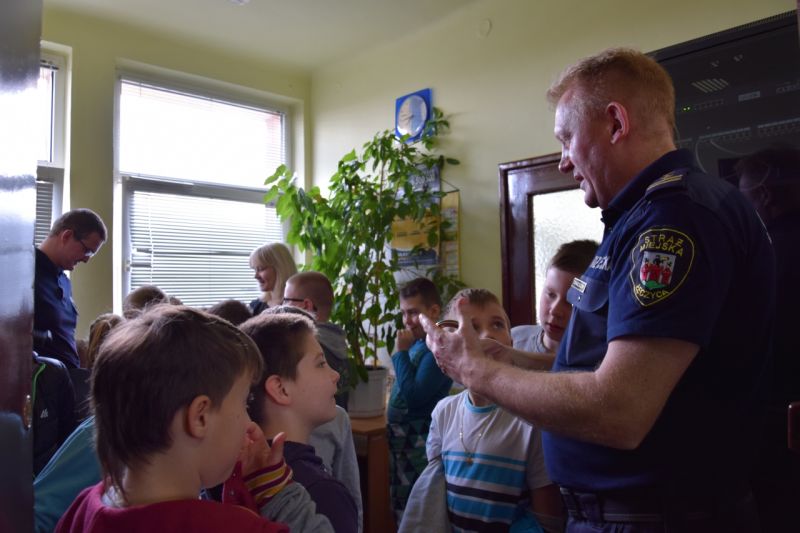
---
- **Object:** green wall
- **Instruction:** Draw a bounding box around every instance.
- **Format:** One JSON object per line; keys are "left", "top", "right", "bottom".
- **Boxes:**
{"left": 311, "top": 0, "right": 794, "bottom": 301}
{"left": 44, "top": 0, "right": 794, "bottom": 334}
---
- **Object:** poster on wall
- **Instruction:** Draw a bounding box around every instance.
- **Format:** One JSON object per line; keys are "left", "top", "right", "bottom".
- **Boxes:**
{"left": 392, "top": 164, "right": 441, "bottom": 270}
{"left": 391, "top": 163, "right": 460, "bottom": 283}
{"left": 440, "top": 191, "right": 460, "bottom": 278}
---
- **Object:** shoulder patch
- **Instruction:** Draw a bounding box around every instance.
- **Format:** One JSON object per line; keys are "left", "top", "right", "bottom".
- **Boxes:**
{"left": 645, "top": 170, "right": 686, "bottom": 196}
{"left": 628, "top": 227, "right": 695, "bottom": 306}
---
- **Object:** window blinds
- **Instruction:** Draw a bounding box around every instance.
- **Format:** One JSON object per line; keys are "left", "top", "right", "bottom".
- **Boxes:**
{"left": 128, "top": 189, "right": 283, "bottom": 308}
{"left": 119, "top": 77, "right": 289, "bottom": 308}
{"left": 34, "top": 179, "right": 54, "bottom": 246}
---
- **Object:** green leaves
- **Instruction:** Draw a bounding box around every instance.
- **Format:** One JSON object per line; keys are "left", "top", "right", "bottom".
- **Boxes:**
{"left": 263, "top": 107, "right": 462, "bottom": 384}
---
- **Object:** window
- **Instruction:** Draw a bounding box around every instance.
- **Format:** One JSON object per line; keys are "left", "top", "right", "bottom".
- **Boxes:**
{"left": 118, "top": 77, "right": 287, "bottom": 307}
{"left": 36, "top": 52, "right": 67, "bottom": 244}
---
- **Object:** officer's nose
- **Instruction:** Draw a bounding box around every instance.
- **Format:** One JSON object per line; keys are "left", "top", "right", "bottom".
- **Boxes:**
{"left": 558, "top": 150, "right": 573, "bottom": 174}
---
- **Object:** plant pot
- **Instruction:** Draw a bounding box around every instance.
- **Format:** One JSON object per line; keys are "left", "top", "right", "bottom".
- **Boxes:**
{"left": 348, "top": 366, "right": 388, "bottom": 418}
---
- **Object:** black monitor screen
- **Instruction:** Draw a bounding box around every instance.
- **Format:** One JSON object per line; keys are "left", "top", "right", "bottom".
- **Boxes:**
{"left": 652, "top": 11, "right": 799, "bottom": 179}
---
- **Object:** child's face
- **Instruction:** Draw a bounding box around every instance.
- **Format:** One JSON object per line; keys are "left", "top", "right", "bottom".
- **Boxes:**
{"left": 458, "top": 301, "right": 513, "bottom": 348}
{"left": 202, "top": 372, "right": 254, "bottom": 488}
{"left": 537, "top": 266, "right": 575, "bottom": 343}
{"left": 400, "top": 295, "right": 440, "bottom": 339}
{"left": 286, "top": 332, "right": 340, "bottom": 427}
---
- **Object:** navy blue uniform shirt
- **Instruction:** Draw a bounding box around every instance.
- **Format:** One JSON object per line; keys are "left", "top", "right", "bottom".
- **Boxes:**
{"left": 34, "top": 248, "right": 80, "bottom": 368}
{"left": 543, "top": 150, "right": 774, "bottom": 492}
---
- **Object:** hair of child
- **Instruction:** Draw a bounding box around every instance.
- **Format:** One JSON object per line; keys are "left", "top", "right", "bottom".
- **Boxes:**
{"left": 399, "top": 277, "right": 442, "bottom": 308}
{"left": 122, "top": 285, "right": 168, "bottom": 319}
{"left": 443, "top": 287, "right": 502, "bottom": 319}
{"left": 91, "top": 304, "right": 263, "bottom": 499}
{"left": 548, "top": 239, "right": 599, "bottom": 274}
{"left": 86, "top": 313, "right": 123, "bottom": 369}
{"left": 206, "top": 299, "right": 253, "bottom": 326}
{"left": 286, "top": 271, "right": 335, "bottom": 319}
{"left": 238, "top": 312, "right": 318, "bottom": 425}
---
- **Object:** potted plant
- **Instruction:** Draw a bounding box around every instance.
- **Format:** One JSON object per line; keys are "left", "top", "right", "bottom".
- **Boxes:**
{"left": 264, "top": 108, "right": 462, "bottom": 416}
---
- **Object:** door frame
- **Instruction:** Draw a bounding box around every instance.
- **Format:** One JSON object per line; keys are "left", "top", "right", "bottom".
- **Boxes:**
{"left": 498, "top": 153, "right": 576, "bottom": 326}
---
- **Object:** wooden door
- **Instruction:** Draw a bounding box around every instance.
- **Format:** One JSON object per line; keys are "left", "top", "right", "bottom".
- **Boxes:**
{"left": 498, "top": 154, "right": 576, "bottom": 326}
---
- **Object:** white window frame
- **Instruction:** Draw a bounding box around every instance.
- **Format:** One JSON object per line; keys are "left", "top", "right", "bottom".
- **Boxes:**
{"left": 115, "top": 70, "right": 292, "bottom": 310}
{"left": 35, "top": 50, "right": 68, "bottom": 243}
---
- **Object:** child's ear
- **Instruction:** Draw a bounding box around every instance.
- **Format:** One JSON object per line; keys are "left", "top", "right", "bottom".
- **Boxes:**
{"left": 428, "top": 303, "right": 442, "bottom": 320}
{"left": 264, "top": 375, "right": 292, "bottom": 406}
{"left": 185, "top": 395, "right": 213, "bottom": 438}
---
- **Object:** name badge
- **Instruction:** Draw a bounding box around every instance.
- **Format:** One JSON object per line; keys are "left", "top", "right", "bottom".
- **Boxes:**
{"left": 571, "top": 277, "right": 587, "bottom": 293}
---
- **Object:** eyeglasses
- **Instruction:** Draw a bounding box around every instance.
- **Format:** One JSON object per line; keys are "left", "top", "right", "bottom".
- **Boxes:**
{"left": 75, "top": 237, "right": 97, "bottom": 258}
{"left": 282, "top": 297, "right": 318, "bottom": 312}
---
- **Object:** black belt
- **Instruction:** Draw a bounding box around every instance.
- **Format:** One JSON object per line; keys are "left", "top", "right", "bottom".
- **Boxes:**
{"left": 559, "top": 486, "right": 714, "bottom": 524}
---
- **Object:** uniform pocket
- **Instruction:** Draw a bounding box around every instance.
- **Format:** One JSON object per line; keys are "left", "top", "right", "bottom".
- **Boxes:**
{"left": 562, "top": 277, "right": 609, "bottom": 369}
{"left": 567, "top": 277, "right": 609, "bottom": 312}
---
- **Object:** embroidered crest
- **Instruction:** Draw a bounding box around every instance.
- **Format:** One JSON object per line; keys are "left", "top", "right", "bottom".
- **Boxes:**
{"left": 629, "top": 228, "right": 695, "bottom": 306}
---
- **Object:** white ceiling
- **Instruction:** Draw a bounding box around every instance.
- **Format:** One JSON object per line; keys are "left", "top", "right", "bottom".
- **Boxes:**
{"left": 45, "top": 0, "right": 479, "bottom": 72}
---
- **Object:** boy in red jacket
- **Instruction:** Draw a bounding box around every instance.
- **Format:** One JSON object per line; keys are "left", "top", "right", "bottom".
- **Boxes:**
{"left": 56, "top": 305, "right": 331, "bottom": 533}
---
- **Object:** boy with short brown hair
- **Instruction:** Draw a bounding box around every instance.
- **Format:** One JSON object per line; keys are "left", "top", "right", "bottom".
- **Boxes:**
{"left": 387, "top": 277, "right": 452, "bottom": 522}
{"left": 412, "top": 289, "right": 562, "bottom": 532}
{"left": 56, "top": 305, "right": 331, "bottom": 533}
{"left": 511, "top": 239, "right": 599, "bottom": 362}
{"left": 240, "top": 312, "right": 359, "bottom": 533}
{"left": 283, "top": 271, "right": 351, "bottom": 409}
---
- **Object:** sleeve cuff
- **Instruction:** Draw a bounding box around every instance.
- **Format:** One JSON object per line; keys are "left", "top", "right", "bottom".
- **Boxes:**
{"left": 244, "top": 458, "right": 294, "bottom": 509}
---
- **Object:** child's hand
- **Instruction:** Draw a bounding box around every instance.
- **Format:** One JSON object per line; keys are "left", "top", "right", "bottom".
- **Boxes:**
{"left": 240, "top": 423, "right": 286, "bottom": 476}
{"left": 237, "top": 423, "right": 293, "bottom": 510}
{"left": 396, "top": 329, "right": 415, "bottom": 352}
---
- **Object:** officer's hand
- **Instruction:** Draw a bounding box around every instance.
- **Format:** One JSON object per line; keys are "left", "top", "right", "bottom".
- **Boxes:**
{"left": 420, "top": 298, "right": 486, "bottom": 388}
{"left": 396, "top": 329, "right": 415, "bottom": 352}
{"left": 480, "top": 337, "right": 514, "bottom": 365}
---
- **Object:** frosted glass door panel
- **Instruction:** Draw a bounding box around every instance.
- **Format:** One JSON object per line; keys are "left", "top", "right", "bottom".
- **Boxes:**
{"left": 532, "top": 189, "right": 604, "bottom": 321}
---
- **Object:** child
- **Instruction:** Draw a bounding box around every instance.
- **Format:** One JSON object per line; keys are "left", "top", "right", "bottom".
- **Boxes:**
{"left": 207, "top": 298, "right": 253, "bottom": 326}
{"left": 420, "top": 289, "right": 562, "bottom": 532}
{"left": 259, "top": 304, "right": 364, "bottom": 531}
{"left": 387, "top": 277, "right": 453, "bottom": 522}
{"left": 55, "top": 305, "right": 331, "bottom": 533}
{"left": 240, "top": 312, "right": 359, "bottom": 533}
{"left": 283, "top": 271, "right": 351, "bottom": 409}
{"left": 121, "top": 284, "right": 168, "bottom": 319}
{"left": 511, "top": 240, "right": 598, "bottom": 366}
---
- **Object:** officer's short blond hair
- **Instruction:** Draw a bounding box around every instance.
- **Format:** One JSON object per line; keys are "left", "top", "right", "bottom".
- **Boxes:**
{"left": 547, "top": 47, "right": 675, "bottom": 136}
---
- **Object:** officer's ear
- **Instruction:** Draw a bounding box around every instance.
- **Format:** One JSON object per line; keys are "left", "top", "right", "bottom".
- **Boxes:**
{"left": 606, "top": 101, "right": 630, "bottom": 144}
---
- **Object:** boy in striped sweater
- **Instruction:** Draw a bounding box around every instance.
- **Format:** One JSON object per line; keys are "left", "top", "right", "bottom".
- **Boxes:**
{"left": 425, "top": 289, "right": 562, "bottom": 532}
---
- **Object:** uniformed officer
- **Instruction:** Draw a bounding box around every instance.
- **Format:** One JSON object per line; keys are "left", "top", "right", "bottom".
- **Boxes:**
{"left": 422, "top": 48, "right": 774, "bottom": 532}
{"left": 35, "top": 208, "right": 106, "bottom": 368}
